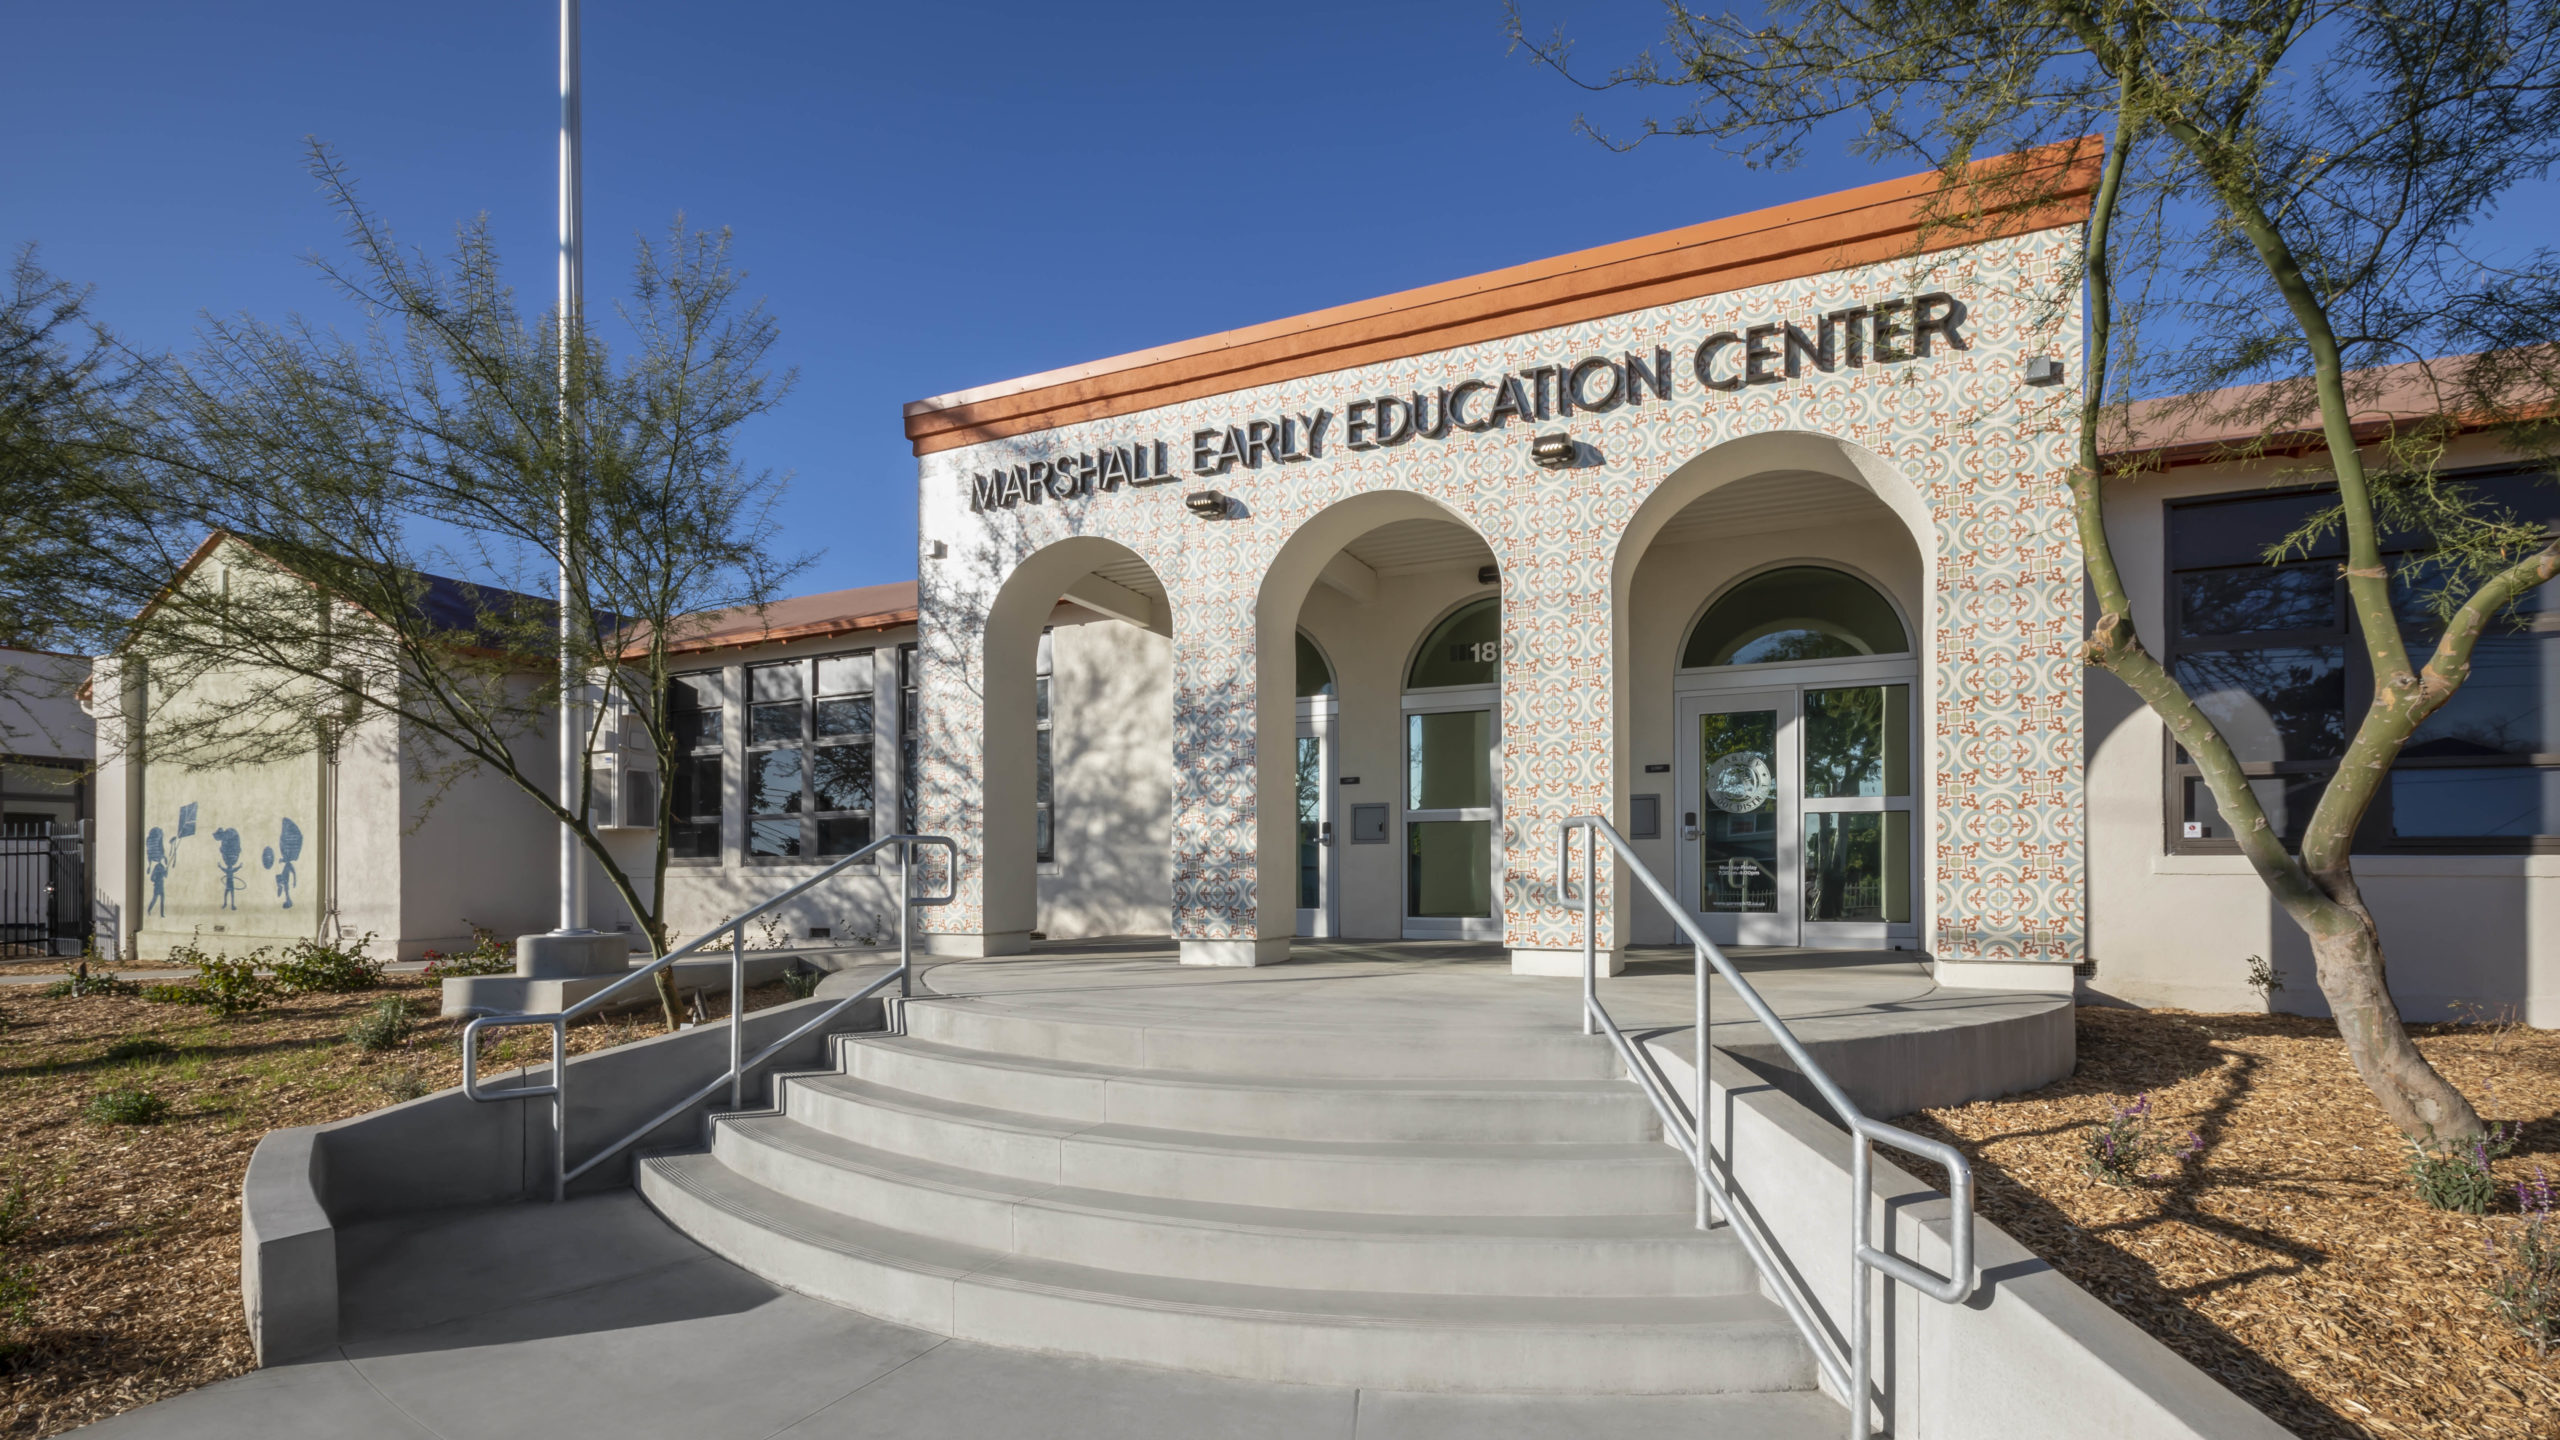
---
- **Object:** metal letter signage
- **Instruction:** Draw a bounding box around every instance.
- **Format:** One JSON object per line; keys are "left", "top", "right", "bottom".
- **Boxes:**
{"left": 967, "top": 293, "right": 1966, "bottom": 512}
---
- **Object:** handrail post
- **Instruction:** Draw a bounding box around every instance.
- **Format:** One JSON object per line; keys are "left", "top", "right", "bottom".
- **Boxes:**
{"left": 1580, "top": 823, "right": 1597, "bottom": 1038}
{"left": 898, "top": 841, "right": 913, "bottom": 1007}
{"left": 729, "top": 921, "right": 746, "bottom": 1112}
{"left": 1695, "top": 938, "right": 1708, "bottom": 1231}
{"left": 1850, "top": 1134, "right": 1872, "bottom": 1440}
{"left": 550, "top": 1018, "right": 567, "bottom": 1203}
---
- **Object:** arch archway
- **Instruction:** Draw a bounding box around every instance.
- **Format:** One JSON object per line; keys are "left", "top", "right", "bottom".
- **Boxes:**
{"left": 1606, "top": 432, "right": 1936, "bottom": 957}
{"left": 961, "top": 534, "right": 1175, "bottom": 955}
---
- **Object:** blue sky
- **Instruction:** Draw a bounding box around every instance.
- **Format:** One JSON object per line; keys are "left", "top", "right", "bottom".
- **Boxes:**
{"left": 6, "top": 2, "right": 1944, "bottom": 594}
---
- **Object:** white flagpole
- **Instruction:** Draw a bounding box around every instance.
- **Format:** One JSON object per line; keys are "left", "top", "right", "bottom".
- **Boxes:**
{"left": 555, "top": 0, "right": 589, "bottom": 935}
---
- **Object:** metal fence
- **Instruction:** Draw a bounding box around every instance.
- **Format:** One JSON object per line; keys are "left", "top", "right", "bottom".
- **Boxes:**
{"left": 0, "top": 824, "right": 88, "bottom": 958}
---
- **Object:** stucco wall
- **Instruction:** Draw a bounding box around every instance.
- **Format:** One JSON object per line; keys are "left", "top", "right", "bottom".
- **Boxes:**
{"left": 0, "top": 649, "right": 93, "bottom": 766}
{"left": 2085, "top": 440, "right": 2560, "bottom": 1025}
{"left": 1036, "top": 613, "right": 1175, "bottom": 937}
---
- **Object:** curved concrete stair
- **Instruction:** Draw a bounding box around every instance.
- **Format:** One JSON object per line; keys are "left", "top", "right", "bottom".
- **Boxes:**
{"left": 640, "top": 1152, "right": 1815, "bottom": 1395}
{"left": 704, "top": 1111, "right": 1757, "bottom": 1295}
{"left": 635, "top": 992, "right": 1821, "bottom": 1397}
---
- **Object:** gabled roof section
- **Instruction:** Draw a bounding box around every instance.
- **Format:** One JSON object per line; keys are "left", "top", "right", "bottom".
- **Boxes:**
{"left": 651, "top": 581, "right": 919, "bottom": 658}
{"left": 903, "top": 141, "right": 2101, "bottom": 456}
{"left": 2103, "top": 354, "right": 2560, "bottom": 472}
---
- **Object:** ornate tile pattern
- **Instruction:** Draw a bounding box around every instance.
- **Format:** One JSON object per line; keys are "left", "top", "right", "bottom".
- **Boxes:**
{"left": 916, "top": 231, "right": 2085, "bottom": 962}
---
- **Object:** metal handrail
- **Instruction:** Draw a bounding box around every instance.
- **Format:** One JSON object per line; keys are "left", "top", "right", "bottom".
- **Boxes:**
{"left": 1559, "top": 816, "right": 1974, "bottom": 1440}
{"left": 461, "top": 833, "right": 955, "bottom": 1201}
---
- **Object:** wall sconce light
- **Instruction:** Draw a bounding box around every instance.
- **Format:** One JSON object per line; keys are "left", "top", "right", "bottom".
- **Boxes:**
{"left": 926, "top": 540, "right": 946, "bottom": 560}
{"left": 2024, "top": 356, "right": 2066, "bottom": 387}
{"left": 1529, "top": 432, "right": 1576, "bottom": 469}
{"left": 1183, "top": 490, "right": 1231, "bottom": 518}
{"left": 1477, "top": 564, "right": 1499, "bottom": 585}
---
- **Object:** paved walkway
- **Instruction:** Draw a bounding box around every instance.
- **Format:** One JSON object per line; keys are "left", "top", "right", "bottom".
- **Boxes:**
{"left": 74, "top": 1193, "right": 1837, "bottom": 1440}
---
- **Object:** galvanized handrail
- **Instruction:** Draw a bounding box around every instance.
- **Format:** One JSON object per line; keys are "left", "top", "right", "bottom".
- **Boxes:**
{"left": 461, "top": 833, "right": 955, "bottom": 1201}
{"left": 1559, "top": 816, "right": 1974, "bottom": 1439}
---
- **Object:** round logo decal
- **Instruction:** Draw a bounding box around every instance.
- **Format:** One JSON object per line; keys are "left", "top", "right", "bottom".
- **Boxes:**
{"left": 1706, "top": 751, "right": 1775, "bottom": 814}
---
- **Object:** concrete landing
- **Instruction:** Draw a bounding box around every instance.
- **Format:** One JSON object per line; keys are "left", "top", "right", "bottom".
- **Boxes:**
{"left": 909, "top": 938, "right": 2073, "bottom": 1117}
{"left": 73, "top": 1194, "right": 1841, "bottom": 1440}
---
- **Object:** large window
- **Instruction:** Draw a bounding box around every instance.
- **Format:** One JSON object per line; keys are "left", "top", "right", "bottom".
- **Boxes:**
{"left": 666, "top": 671, "right": 724, "bottom": 861}
{"left": 898, "top": 642, "right": 919, "bottom": 835}
{"left": 2165, "top": 470, "right": 2560, "bottom": 852}
{"left": 743, "top": 651, "right": 877, "bottom": 861}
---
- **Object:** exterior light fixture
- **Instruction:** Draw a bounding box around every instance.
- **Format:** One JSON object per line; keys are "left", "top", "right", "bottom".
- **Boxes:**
{"left": 1183, "top": 490, "right": 1231, "bottom": 518}
{"left": 926, "top": 540, "right": 946, "bottom": 559}
{"left": 2024, "top": 356, "right": 2066, "bottom": 387}
{"left": 1529, "top": 432, "right": 1576, "bottom": 469}
{"left": 1477, "top": 564, "right": 1499, "bottom": 585}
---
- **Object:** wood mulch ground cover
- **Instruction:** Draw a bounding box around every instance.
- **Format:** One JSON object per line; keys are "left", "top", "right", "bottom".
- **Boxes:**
{"left": 1900, "top": 1006, "right": 2560, "bottom": 1440}
{"left": 0, "top": 968, "right": 798, "bottom": 1439}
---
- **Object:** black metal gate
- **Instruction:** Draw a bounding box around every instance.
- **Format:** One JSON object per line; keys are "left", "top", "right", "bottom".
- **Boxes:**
{"left": 0, "top": 824, "right": 87, "bottom": 958}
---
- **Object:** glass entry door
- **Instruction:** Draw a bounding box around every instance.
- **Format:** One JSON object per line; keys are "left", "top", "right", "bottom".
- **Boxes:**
{"left": 1402, "top": 697, "right": 1501, "bottom": 939}
{"left": 1678, "top": 680, "right": 1915, "bottom": 948}
{"left": 1294, "top": 703, "right": 1336, "bottom": 938}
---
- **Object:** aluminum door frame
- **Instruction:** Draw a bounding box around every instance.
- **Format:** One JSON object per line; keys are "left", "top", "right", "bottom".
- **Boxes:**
{"left": 1676, "top": 686, "right": 1800, "bottom": 947}
{"left": 1294, "top": 696, "right": 1338, "bottom": 938}
{"left": 1399, "top": 684, "right": 1503, "bottom": 942}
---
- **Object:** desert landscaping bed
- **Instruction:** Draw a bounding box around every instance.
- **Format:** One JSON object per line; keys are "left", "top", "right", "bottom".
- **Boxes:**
{"left": 0, "top": 969, "right": 797, "bottom": 1439}
{"left": 1902, "top": 1006, "right": 2560, "bottom": 1440}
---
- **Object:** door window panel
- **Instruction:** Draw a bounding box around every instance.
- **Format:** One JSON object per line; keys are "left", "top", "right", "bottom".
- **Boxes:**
{"left": 1803, "top": 685, "right": 1910, "bottom": 798}
{"left": 1699, "top": 709, "right": 1778, "bottom": 914}
{"left": 1683, "top": 567, "right": 1908, "bottom": 668}
{"left": 1297, "top": 736, "right": 1322, "bottom": 910}
{"left": 1803, "top": 812, "right": 1909, "bottom": 923}
{"left": 1407, "top": 711, "right": 1493, "bottom": 810}
{"left": 1405, "top": 820, "right": 1493, "bottom": 918}
{"left": 1407, "top": 599, "right": 1501, "bottom": 689}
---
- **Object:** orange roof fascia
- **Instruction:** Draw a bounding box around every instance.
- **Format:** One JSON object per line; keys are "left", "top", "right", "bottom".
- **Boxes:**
{"left": 639, "top": 605, "right": 920, "bottom": 660}
{"left": 903, "top": 141, "right": 2100, "bottom": 457}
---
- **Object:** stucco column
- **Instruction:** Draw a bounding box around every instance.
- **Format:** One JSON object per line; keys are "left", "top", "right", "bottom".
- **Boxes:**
{"left": 1179, "top": 597, "right": 1289, "bottom": 966}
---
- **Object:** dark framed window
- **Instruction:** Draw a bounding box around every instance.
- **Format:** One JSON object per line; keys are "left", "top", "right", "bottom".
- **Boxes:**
{"left": 2164, "top": 468, "right": 2560, "bottom": 853}
{"left": 1035, "top": 630, "right": 1055, "bottom": 865}
{"left": 665, "top": 672, "right": 724, "bottom": 861}
{"left": 744, "top": 651, "right": 877, "bottom": 862}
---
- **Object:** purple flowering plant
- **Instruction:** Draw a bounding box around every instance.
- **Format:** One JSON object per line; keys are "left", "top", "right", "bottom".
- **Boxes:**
{"left": 2489, "top": 1168, "right": 2560, "bottom": 1354}
{"left": 2082, "top": 1092, "right": 2206, "bottom": 1188}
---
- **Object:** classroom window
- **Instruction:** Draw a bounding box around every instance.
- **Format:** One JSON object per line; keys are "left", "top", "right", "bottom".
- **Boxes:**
{"left": 743, "top": 651, "right": 877, "bottom": 861}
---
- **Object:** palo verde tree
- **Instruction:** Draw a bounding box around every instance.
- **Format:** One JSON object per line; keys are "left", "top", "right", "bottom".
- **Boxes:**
{"left": 74, "top": 144, "right": 804, "bottom": 1028}
{"left": 1510, "top": 1, "right": 2560, "bottom": 1147}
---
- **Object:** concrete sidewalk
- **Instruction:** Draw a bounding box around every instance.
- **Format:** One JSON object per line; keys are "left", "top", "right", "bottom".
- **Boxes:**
{"left": 74, "top": 1193, "right": 1836, "bottom": 1440}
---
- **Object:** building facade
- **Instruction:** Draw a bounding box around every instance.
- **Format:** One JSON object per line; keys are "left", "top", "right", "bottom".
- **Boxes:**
{"left": 905, "top": 158, "right": 2098, "bottom": 986}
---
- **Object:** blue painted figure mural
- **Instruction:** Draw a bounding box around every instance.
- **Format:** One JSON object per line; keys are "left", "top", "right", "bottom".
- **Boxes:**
{"left": 214, "top": 827, "right": 243, "bottom": 911}
{"left": 145, "top": 828, "right": 167, "bottom": 917}
{"left": 172, "top": 803, "right": 197, "bottom": 865}
{"left": 272, "top": 818, "right": 300, "bottom": 908}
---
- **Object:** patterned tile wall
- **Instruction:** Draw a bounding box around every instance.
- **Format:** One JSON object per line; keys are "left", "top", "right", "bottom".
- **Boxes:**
{"left": 915, "top": 230, "right": 2086, "bottom": 962}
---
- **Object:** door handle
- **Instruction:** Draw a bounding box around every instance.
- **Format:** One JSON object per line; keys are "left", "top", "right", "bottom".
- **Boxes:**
{"left": 1319, "top": 822, "right": 1335, "bottom": 846}
{"left": 1681, "top": 810, "right": 1700, "bottom": 840}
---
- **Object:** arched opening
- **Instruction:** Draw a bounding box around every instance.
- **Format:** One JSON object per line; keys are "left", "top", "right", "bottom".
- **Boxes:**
{"left": 1253, "top": 491, "right": 1501, "bottom": 957}
{"left": 1611, "top": 439, "right": 1932, "bottom": 955}
{"left": 964, "top": 535, "right": 1175, "bottom": 956}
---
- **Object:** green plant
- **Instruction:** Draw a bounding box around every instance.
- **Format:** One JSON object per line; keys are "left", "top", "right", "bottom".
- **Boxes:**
{"left": 346, "top": 996, "right": 414, "bottom": 1053}
{"left": 2243, "top": 954, "right": 2282, "bottom": 1000}
{"left": 145, "top": 947, "right": 273, "bottom": 1015}
{"left": 0, "top": 1171, "right": 42, "bottom": 1248}
{"left": 373, "top": 1066, "right": 431, "bottom": 1103}
{"left": 778, "top": 964, "right": 821, "bottom": 1001}
{"left": 422, "top": 923, "right": 514, "bottom": 979}
{"left": 100, "top": 1036, "right": 174, "bottom": 1064}
{"left": 2082, "top": 1093, "right": 2203, "bottom": 1188}
{"left": 0, "top": 1266, "right": 35, "bottom": 1331}
{"left": 83, "top": 1087, "right": 170, "bottom": 1126}
{"left": 2409, "top": 1123, "right": 2521, "bottom": 1214}
{"left": 269, "top": 933, "right": 383, "bottom": 994}
{"left": 40, "top": 961, "right": 141, "bottom": 998}
{"left": 2490, "top": 1169, "right": 2560, "bottom": 1355}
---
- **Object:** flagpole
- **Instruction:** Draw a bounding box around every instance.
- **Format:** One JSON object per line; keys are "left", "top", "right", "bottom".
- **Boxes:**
{"left": 555, "top": 0, "right": 589, "bottom": 935}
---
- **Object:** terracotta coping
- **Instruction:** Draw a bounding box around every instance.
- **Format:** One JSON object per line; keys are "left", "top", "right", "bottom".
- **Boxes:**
{"left": 903, "top": 141, "right": 2100, "bottom": 456}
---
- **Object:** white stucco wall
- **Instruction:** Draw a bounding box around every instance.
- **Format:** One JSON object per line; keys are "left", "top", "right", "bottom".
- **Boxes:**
{"left": 1036, "top": 611, "right": 1175, "bottom": 938}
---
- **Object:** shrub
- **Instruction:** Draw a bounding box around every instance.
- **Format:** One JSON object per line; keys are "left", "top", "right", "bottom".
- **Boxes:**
{"left": 40, "top": 963, "right": 141, "bottom": 999}
{"left": 2409, "top": 1123, "right": 2521, "bottom": 1214}
{"left": 2490, "top": 1169, "right": 2560, "bottom": 1354}
{"left": 2082, "top": 1093, "right": 2203, "bottom": 1187}
{"left": 144, "top": 947, "right": 273, "bottom": 1015}
{"left": 83, "top": 1088, "right": 169, "bottom": 1126}
{"left": 373, "top": 1067, "right": 430, "bottom": 1103}
{"left": 100, "top": 1036, "right": 174, "bottom": 1064}
{"left": 270, "top": 933, "right": 383, "bottom": 994}
{"left": 778, "top": 964, "right": 822, "bottom": 1000}
{"left": 346, "top": 996, "right": 414, "bottom": 1052}
{"left": 422, "top": 924, "right": 514, "bottom": 979}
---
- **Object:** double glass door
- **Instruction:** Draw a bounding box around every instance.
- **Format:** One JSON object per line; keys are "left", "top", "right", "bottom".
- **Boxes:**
{"left": 1677, "top": 679, "right": 1915, "bottom": 948}
{"left": 1295, "top": 701, "right": 1336, "bottom": 937}
{"left": 1403, "top": 691, "right": 1501, "bottom": 939}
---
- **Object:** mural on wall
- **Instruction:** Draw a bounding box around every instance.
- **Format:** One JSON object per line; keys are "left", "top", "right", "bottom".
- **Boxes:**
{"left": 916, "top": 229, "right": 2086, "bottom": 963}
{"left": 145, "top": 827, "right": 167, "bottom": 917}
{"left": 263, "top": 817, "right": 302, "bottom": 908}
{"left": 214, "top": 827, "right": 243, "bottom": 910}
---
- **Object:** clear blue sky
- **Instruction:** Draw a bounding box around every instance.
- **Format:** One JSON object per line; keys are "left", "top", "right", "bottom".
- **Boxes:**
{"left": 7, "top": 2, "right": 1925, "bottom": 594}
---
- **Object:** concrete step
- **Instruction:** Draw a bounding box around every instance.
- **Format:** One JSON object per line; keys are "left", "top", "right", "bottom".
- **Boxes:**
{"left": 637, "top": 1151, "right": 1816, "bottom": 1396}
{"left": 899, "top": 998, "right": 1624, "bottom": 1081}
{"left": 779, "top": 1070, "right": 1698, "bottom": 1215}
{"left": 835, "top": 1033, "right": 1658, "bottom": 1142}
{"left": 710, "top": 1112, "right": 1752, "bottom": 1297}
